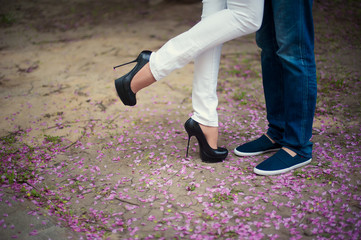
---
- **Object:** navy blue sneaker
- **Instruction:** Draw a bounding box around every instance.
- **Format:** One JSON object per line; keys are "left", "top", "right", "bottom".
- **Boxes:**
{"left": 234, "top": 135, "right": 281, "bottom": 157}
{"left": 254, "top": 149, "right": 312, "bottom": 176}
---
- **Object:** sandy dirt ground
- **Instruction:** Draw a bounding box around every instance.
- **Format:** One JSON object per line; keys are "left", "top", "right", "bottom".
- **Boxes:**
{"left": 0, "top": 0, "right": 360, "bottom": 239}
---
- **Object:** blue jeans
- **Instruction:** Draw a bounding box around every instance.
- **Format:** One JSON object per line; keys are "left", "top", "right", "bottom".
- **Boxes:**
{"left": 255, "top": 0, "right": 317, "bottom": 158}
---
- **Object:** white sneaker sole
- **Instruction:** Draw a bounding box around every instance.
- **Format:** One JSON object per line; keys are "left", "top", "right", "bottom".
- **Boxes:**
{"left": 253, "top": 158, "right": 312, "bottom": 176}
{"left": 233, "top": 148, "right": 281, "bottom": 157}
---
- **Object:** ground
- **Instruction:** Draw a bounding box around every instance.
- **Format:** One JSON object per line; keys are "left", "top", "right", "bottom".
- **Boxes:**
{"left": 0, "top": 0, "right": 360, "bottom": 239}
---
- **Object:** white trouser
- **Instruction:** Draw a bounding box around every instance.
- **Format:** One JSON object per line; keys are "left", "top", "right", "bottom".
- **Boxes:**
{"left": 149, "top": 0, "right": 264, "bottom": 127}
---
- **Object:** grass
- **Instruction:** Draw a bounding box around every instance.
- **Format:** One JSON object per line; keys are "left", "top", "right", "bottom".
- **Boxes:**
{"left": 186, "top": 183, "right": 196, "bottom": 191}
{"left": 233, "top": 91, "right": 246, "bottom": 101}
{"left": 212, "top": 189, "right": 243, "bottom": 203}
{"left": 44, "top": 134, "right": 62, "bottom": 144}
{"left": 0, "top": 134, "right": 17, "bottom": 144}
{"left": 0, "top": 13, "right": 16, "bottom": 25}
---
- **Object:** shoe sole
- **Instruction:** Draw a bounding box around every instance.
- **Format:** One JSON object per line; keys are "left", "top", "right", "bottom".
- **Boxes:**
{"left": 233, "top": 148, "right": 281, "bottom": 157}
{"left": 253, "top": 158, "right": 312, "bottom": 176}
{"left": 200, "top": 145, "right": 228, "bottom": 163}
{"left": 200, "top": 151, "right": 227, "bottom": 163}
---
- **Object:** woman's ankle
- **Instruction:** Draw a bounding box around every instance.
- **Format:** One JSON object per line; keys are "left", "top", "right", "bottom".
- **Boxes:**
{"left": 199, "top": 124, "right": 218, "bottom": 149}
{"left": 130, "top": 63, "right": 156, "bottom": 93}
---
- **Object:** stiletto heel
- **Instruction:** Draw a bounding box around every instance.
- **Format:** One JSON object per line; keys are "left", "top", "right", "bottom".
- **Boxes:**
{"left": 186, "top": 135, "right": 191, "bottom": 158}
{"left": 113, "top": 59, "right": 137, "bottom": 69}
{"left": 114, "top": 50, "right": 152, "bottom": 106}
{"left": 184, "top": 118, "right": 228, "bottom": 163}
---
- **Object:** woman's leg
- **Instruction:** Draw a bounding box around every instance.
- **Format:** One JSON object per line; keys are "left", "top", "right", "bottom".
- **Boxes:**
{"left": 131, "top": 0, "right": 264, "bottom": 147}
{"left": 191, "top": 0, "right": 225, "bottom": 128}
{"left": 149, "top": 0, "right": 264, "bottom": 81}
{"left": 131, "top": 0, "right": 264, "bottom": 93}
{"left": 191, "top": 0, "right": 226, "bottom": 149}
{"left": 131, "top": 63, "right": 155, "bottom": 93}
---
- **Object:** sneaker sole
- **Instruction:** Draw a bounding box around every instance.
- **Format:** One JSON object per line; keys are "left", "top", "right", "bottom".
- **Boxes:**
{"left": 233, "top": 148, "right": 281, "bottom": 157}
{"left": 253, "top": 158, "right": 312, "bottom": 176}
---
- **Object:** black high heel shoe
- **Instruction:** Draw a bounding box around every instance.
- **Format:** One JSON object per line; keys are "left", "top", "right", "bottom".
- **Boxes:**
{"left": 184, "top": 118, "right": 228, "bottom": 163}
{"left": 114, "top": 50, "right": 152, "bottom": 106}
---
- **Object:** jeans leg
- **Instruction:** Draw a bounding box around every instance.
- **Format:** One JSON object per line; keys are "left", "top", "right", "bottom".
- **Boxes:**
{"left": 256, "top": 0, "right": 285, "bottom": 143}
{"left": 260, "top": 0, "right": 317, "bottom": 158}
{"left": 191, "top": 0, "right": 226, "bottom": 127}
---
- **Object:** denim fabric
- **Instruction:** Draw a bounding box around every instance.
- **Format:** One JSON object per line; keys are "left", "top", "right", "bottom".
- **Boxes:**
{"left": 256, "top": 0, "right": 317, "bottom": 158}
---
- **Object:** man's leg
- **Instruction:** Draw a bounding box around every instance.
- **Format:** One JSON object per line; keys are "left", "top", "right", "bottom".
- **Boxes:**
{"left": 253, "top": 0, "right": 317, "bottom": 175}
{"left": 256, "top": 0, "right": 285, "bottom": 144}
{"left": 271, "top": 0, "right": 317, "bottom": 158}
{"left": 235, "top": 0, "right": 317, "bottom": 175}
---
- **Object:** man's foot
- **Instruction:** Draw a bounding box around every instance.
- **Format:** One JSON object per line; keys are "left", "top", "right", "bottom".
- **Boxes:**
{"left": 234, "top": 134, "right": 281, "bottom": 157}
{"left": 253, "top": 149, "right": 312, "bottom": 176}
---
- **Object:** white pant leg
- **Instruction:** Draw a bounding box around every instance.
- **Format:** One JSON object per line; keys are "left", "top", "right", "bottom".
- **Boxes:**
{"left": 191, "top": 0, "right": 226, "bottom": 127}
{"left": 149, "top": 0, "right": 264, "bottom": 124}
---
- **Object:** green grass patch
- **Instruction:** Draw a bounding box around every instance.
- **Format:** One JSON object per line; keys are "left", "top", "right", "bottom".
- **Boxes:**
{"left": 233, "top": 91, "right": 247, "bottom": 101}
{"left": 0, "top": 13, "right": 16, "bottom": 25}
{"left": 0, "top": 134, "right": 16, "bottom": 144}
{"left": 44, "top": 134, "right": 61, "bottom": 144}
